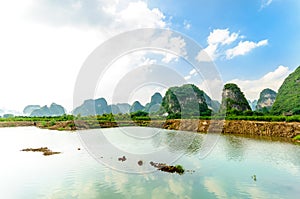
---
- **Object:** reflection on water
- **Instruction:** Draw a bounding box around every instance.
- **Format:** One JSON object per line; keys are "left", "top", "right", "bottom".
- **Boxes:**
{"left": 224, "top": 135, "right": 246, "bottom": 161}
{"left": 164, "top": 130, "right": 203, "bottom": 155}
{"left": 0, "top": 127, "right": 299, "bottom": 199}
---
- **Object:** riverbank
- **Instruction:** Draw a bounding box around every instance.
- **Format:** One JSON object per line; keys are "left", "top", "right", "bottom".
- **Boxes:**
{"left": 1, "top": 119, "right": 300, "bottom": 139}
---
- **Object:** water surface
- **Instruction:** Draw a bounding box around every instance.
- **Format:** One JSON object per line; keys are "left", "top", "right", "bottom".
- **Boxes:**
{"left": 0, "top": 127, "right": 299, "bottom": 199}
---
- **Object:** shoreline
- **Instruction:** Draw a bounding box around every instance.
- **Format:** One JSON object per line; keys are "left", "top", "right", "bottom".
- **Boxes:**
{"left": 1, "top": 119, "right": 300, "bottom": 140}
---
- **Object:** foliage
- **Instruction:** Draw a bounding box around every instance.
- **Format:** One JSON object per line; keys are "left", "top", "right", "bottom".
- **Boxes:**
{"left": 130, "top": 111, "right": 150, "bottom": 121}
{"left": 271, "top": 66, "right": 300, "bottom": 115}
{"left": 175, "top": 165, "right": 185, "bottom": 174}
{"left": 220, "top": 83, "right": 251, "bottom": 114}
{"left": 293, "top": 134, "right": 300, "bottom": 141}
{"left": 130, "top": 101, "right": 145, "bottom": 113}
{"left": 50, "top": 119, "right": 56, "bottom": 126}
{"left": 161, "top": 84, "right": 211, "bottom": 117}
{"left": 256, "top": 88, "right": 277, "bottom": 111}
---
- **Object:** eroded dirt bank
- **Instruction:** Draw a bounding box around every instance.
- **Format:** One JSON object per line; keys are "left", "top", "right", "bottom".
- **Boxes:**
{"left": 1, "top": 119, "right": 300, "bottom": 138}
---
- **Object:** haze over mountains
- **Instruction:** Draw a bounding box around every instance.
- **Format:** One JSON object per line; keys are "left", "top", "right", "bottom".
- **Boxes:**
{"left": 1, "top": 66, "right": 300, "bottom": 117}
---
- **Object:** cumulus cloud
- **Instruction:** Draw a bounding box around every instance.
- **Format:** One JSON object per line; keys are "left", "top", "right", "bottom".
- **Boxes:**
{"left": 196, "top": 28, "right": 268, "bottom": 62}
{"left": 31, "top": 0, "right": 167, "bottom": 34}
{"left": 183, "top": 20, "right": 191, "bottom": 30}
{"left": 226, "top": 39, "right": 268, "bottom": 59}
{"left": 196, "top": 29, "right": 238, "bottom": 62}
{"left": 161, "top": 53, "right": 178, "bottom": 63}
{"left": 0, "top": 0, "right": 170, "bottom": 111}
{"left": 228, "top": 65, "right": 291, "bottom": 100}
{"left": 207, "top": 29, "right": 239, "bottom": 46}
{"left": 260, "top": 0, "right": 273, "bottom": 9}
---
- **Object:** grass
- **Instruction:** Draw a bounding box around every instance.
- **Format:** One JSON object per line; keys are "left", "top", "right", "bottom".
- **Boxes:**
{"left": 293, "top": 134, "right": 300, "bottom": 141}
{"left": 175, "top": 165, "right": 185, "bottom": 175}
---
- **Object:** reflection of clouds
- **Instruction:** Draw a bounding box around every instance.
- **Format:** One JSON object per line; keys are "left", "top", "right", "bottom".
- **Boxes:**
{"left": 204, "top": 177, "right": 228, "bottom": 199}
{"left": 168, "top": 179, "right": 191, "bottom": 199}
{"left": 236, "top": 183, "right": 282, "bottom": 199}
{"left": 151, "top": 178, "right": 192, "bottom": 199}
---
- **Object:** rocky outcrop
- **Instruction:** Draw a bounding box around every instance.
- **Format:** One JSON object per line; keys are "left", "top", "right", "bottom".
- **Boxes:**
{"left": 256, "top": 88, "right": 276, "bottom": 111}
{"left": 115, "top": 103, "right": 131, "bottom": 114}
{"left": 73, "top": 98, "right": 108, "bottom": 116}
{"left": 204, "top": 92, "right": 220, "bottom": 112}
{"left": 23, "top": 105, "right": 41, "bottom": 115}
{"left": 161, "top": 84, "right": 211, "bottom": 117}
{"left": 144, "top": 92, "right": 162, "bottom": 113}
{"left": 220, "top": 83, "right": 251, "bottom": 113}
{"left": 30, "top": 103, "right": 65, "bottom": 117}
{"left": 130, "top": 101, "right": 145, "bottom": 113}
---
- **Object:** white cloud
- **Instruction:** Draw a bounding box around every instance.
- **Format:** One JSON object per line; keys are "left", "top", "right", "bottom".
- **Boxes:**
{"left": 0, "top": 0, "right": 169, "bottom": 112}
{"left": 183, "top": 20, "right": 191, "bottom": 30}
{"left": 114, "top": 1, "right": 166, "bottom": 30}
{"left": 207, "top": 28, "right": 239, "bottom": 46}
{"left": 226, "top": 39, "right": 268, "bottom": 59}
{"left": 260, "top": 0, "right": 273, "bottom": 9}
{"left": 196, "top": 44, "right": 218, "bottom": 62}
{"left": 196, "top": 28, "right": 268, "bottom": 62}
{"left": 189, "top": 69, "right": 197, "bottom": 75}
{"left": 31, "top": 0, "right": 167, "bottom": 34}
{"left": 184, "top": 75, "right": 191, "bottom": 80}
{"left": 198, "top": 78, "right": 224, "bottom": 101}
{"left": 161, "top": 53, "right": 178, "bottom": 63}
{"left": 196, "top": 28, "right": 239, "bottom": 62}
{"left": 228, "top": 65, "right": 291, "bottom": 100}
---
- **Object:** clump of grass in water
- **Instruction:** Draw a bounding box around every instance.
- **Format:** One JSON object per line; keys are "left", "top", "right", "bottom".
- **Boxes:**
{"left": 150, "top": 162, "right": 185, "bottom": 175}
{"left": 252, "top": 175, "right": 257, "bottom": 181}
{"left": 175, "top": 165, "right": 185, "bottom": 175}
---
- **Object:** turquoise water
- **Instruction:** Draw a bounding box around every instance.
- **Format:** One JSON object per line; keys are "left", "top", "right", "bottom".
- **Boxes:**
{"left": 0, "top": 127, "right": 299, "bottom": 199}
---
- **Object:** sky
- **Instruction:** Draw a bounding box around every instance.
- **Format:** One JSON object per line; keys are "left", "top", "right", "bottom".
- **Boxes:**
{"left": 0, "top": 0, "right": 299, "bottom": 113}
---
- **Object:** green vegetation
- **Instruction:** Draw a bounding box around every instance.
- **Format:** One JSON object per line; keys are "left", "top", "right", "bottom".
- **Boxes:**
{"left": 175, "top": 165, "right": 185, "bottom": 174}
{"left": 130, "top": 101, "right": 145, "bottom": 113}
{"left": 0, "top": 114, "right": 74, "bottom": 122}
{"left": 293, "top": 134, "right": 300, "bottom": 141}
{"left": 161, "top": 84, "right": 212, "bottom": 118}
{"left": 271, "top": 66, "right": 300, "bottom": 115}
{"left": 220, "top": 83, "right": 251, "bottom": 113}
{"left": 256, "top": 88, "right": 277, "bottom": 111}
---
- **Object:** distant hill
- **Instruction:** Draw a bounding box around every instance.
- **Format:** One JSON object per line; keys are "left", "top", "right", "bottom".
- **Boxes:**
{"left": 107, "top": 105, "right": 121, "bottom": 114}
{"left": 23, "top": 105, "right": 41, "bottom": 115}
{"left": 130, "top": 101, "right": 145, "bottom": 113}
{"left": 73, "top": 98, "right": 109, "bottom": 116}
{"left": 271, "top": 66, "right": 300, "bottom": 115}
{"left": 220, "top": 83, "right": 251, "bottom": 113}
{"left": 144, "top": 92, "right": 162, "bottom": 113}
{"left": 203, "top": 93, "right": 220, "bottom": 112}
{"left": 256, "top": 88, "right": 277, "bottom": 111}
{"left": 30, "top": 103, "right": 65, "bottom": 116}
{"left": 161, "top": 84, "right": 211, "bottom": 117}
{"left": 115, "top": 103, "right": 131, "bottom": 114}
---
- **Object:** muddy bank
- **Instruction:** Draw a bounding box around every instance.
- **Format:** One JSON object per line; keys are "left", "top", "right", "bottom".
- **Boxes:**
{"left": 158, "top": 119, "right": 300, "bottom": 138}
{"left": 55, "top": 119, "right": 300, "bottom": 138}
{"left": 1, "top": 119, "right": 300, "bottom": 139}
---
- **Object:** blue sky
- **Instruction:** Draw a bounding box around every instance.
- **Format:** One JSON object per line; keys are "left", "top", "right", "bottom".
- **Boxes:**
{"left": 150, "top": 0, "right": 300, "bottom": 78}
{"left": 0, "top": 0, "right": 299, "bottom": 113}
